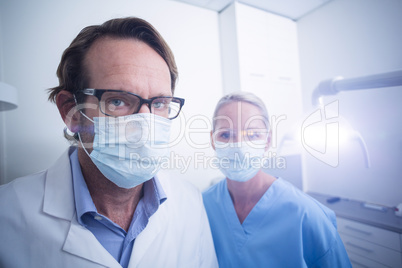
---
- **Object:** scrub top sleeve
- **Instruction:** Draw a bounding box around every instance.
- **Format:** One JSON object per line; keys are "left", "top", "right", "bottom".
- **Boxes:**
{"left": 310, "top": 232, "right": 352, "bottom": 268}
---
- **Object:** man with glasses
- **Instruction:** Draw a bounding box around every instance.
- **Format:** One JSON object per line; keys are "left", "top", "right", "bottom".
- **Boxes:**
{"left": 0, "top": 17, "right": 217, "bottom": 268}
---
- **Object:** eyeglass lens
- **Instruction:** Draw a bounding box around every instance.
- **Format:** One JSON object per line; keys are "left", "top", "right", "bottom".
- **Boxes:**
{"left": 214, "top": 129, "right": 268, "bottom": 143}
{"left": 99, "top": 91, "right": 181, "bottom": 119}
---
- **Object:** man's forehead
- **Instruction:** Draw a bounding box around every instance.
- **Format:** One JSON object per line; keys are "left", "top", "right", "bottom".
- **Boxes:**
{"left": 83, "top": 37, "right": 170, "bottom": 91}
{"left": 85, "top": 38, "right": 151, "bottom": 65}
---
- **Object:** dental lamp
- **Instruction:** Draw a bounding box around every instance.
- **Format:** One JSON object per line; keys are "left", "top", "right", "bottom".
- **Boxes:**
{"left": 307, "top": 69, "right": 402, "bottom": 168}
{"left": 0, "top": 82, "right": 18, "bottom": 111}
{"left": 312, "top": 70, "right": 402, "bottom": 106}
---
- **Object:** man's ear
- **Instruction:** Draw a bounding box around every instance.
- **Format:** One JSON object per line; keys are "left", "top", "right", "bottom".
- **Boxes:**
{"left": 56, "top": 90, "right": 80, "bottom": 133}
{"left": 210, "top": 130, "right": 216, "bottom": 151}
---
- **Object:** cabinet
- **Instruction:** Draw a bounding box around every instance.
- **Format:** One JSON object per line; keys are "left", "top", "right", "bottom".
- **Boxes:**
{"left": 308, "top": 192, "right": 402, "bottom": 268}
{"left": 337, "top": 218, "right": 402, "bottom": 268}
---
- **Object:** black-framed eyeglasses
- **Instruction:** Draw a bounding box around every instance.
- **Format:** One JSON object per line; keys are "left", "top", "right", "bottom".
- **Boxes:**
{"left": 81, "top": 89, "right": 185, "bottom": 119}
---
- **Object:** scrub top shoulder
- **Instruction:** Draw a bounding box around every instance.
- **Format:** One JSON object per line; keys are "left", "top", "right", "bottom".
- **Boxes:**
{"left": 202, "top": 178, "right": 351, "bottom": 268}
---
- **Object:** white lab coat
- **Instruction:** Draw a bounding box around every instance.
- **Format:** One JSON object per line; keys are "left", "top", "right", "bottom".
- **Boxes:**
{"left": 0, "top": 147, "right": 218, "bottom": 268}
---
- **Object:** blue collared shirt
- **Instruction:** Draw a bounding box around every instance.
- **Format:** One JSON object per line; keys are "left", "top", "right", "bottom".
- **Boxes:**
{"left": 69, "top": 148, "right": 167, "bottom": 268}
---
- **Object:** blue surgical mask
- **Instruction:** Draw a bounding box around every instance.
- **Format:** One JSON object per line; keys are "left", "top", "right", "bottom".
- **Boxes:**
{"left": 79, "top": 113, "right": 171, "bottom": 189}
{"left": 214, "top": 141, "right": 266, "bottom": 182}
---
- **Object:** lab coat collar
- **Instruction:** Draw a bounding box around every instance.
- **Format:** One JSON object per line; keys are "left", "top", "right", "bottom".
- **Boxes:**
{"left": 64, "top": 213, "right": 120, "bottom": 268}
{"left": 127, "top": 172, "right": 170, "bottom": 268}
{"left": 42, "top": 147, "right": 171, "bottom": 267}
{"left": 43, "top": 146, "right": 76, "bottom": 221}
{"left": 43, "top": 147, "right": 120, "bottom": 266}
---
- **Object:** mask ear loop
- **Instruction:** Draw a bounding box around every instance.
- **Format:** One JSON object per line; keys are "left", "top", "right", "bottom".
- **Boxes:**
{"left": 74, "top": 94, "right": 93, "bottom": 158}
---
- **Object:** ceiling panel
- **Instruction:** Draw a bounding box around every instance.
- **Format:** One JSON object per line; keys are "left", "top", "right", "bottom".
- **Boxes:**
{"left": 171, "top": 0, "right": 332, "bottom": 20}
{"left": 171, "top": 0, "right": 233, "bottom": 12}
{"left": 239, "top": 0, "right": 332, "bottom": 20}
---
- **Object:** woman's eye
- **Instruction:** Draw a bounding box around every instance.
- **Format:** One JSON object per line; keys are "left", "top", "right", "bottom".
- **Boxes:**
{"left": 220, "top": 132, "right": 230, "bottom": 139}
{"left": 249, "top": 133, "right": 258, "bottom": 139}
{"left": 246, "top": 130, "right": 267, "bottom": 141}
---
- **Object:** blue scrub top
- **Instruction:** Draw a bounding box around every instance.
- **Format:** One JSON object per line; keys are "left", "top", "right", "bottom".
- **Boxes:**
{"left": 203, "top": 178, "right": 352, "bottom": 268}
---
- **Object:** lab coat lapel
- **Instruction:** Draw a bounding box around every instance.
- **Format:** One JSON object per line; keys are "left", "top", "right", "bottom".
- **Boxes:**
{"left": 43, "top": 147, "right": 119, "bottom": 267}
{"left": 128, "top": 188, "right": 168, "bottom": 267}
{"left": 43, "top": 147, "right": 76, "bottom": 221}
{"left": 63, "top": 213, "right": 120, "bottom": 268}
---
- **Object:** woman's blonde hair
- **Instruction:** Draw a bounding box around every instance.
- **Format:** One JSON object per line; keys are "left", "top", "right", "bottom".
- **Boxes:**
{"left": 212, "top": 91, "right": 270, "bottom": 130}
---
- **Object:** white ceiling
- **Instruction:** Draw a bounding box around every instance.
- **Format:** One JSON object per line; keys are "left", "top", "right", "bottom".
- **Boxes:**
{"left": 171, "top": 0, "right": 233, "bottom": 13}
{"left": 171, "top": 0, "right": 332, "bottom": 20}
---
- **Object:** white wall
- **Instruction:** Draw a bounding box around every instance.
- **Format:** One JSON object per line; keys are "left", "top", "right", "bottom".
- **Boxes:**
{"left": 0, "top": 0, "right": 223, "bottom": 189}
{"left": 298, "top": 0, "right": 402, "bottom": 206}
{"left": 219, "top": 3, "right": 304, "bottom": 190}
{"left": 3, "top": 0, "right": 401, "bottom": 203}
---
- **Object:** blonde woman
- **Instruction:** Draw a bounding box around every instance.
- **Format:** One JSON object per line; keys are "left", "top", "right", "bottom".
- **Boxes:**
{"left": 203, "top": 92, "right": 351, "bottom": 267}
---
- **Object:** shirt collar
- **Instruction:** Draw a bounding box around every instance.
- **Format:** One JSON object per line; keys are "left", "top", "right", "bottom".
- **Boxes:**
{"left": 69, "top": 147, "right": 167, "bottom": 226}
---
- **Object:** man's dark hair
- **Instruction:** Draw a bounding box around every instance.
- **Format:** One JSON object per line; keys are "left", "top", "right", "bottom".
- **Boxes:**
{"left": 48, "top": 17, "right": 178, "bottom": 103}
